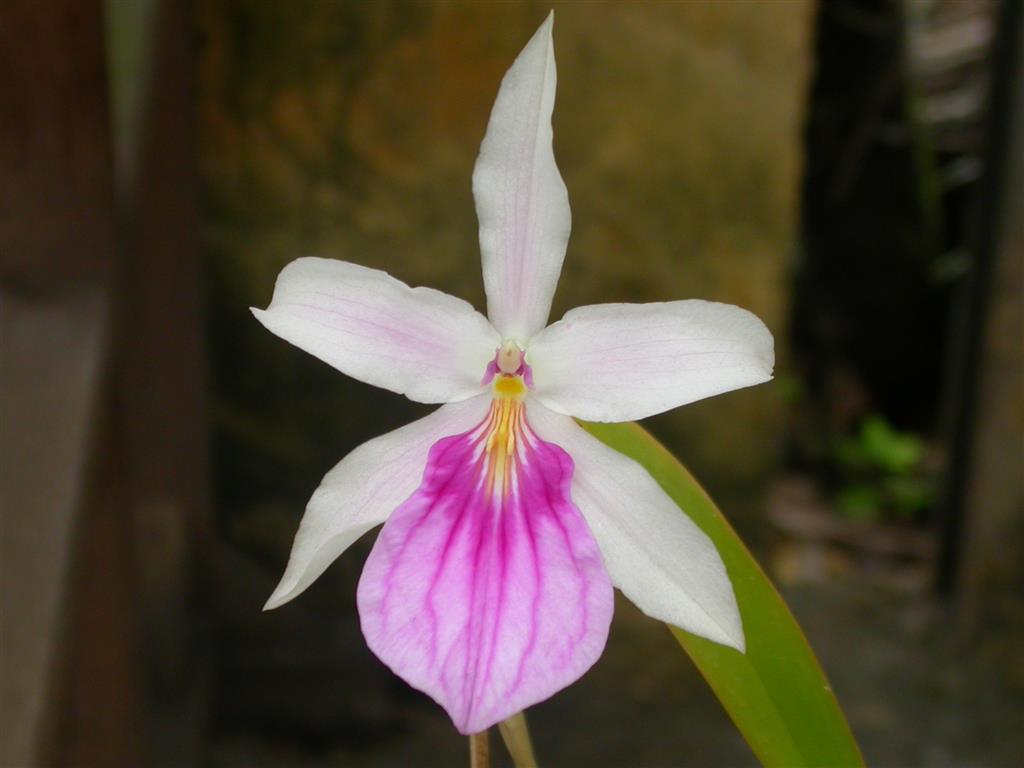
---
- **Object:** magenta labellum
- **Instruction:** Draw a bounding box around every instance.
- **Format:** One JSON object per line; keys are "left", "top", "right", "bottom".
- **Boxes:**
{"left": 358, "top": 374, "right": 612, "bottom": 732}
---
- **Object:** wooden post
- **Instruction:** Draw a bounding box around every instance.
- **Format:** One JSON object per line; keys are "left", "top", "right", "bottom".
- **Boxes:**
{"left": 0, "top": 1, "right": 143, "bottom": 766}
{"left": 1, "top": 0, "right": 209, "bottom": 764}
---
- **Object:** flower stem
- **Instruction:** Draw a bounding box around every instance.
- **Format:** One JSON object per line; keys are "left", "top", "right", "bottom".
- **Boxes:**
{"left": 469, "top": 730, "right": 489, "bottom": 768}
{"left": 498, "top": 712, "right": 539, "bottom": 768}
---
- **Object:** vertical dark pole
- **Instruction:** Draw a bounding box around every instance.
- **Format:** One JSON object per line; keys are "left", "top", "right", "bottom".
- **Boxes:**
{"left": 112, "top": 0, "right": 211, "bottom": 764}
{"left": 936, "top": 0, "right": 1023, "bottom": 595}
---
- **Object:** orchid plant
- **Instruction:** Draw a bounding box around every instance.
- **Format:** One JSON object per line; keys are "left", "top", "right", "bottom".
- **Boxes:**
{"left": 255, "top": 11, "right": 775, "bottom": 744}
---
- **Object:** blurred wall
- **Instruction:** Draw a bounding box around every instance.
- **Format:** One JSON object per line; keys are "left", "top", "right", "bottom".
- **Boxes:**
{"left": 3, "top": 1, "right": 206, "bottom": 765}
{"left": 1, "top": 2, "right": 120, "bottom": 764}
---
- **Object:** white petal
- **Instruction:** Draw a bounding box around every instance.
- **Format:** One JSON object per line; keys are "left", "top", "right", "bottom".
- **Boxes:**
{"left": 473, "top": 12, "right": 571, "bottom": 341}
{"left": 526, "top": 401, "right": 745, "bottom": 651}
{"left": 264, "top": 395, "right": 491, "bottom": 610}
{"left": 253, "top": 257, "right": 500, "bottom": 404}
{"left": 527, "top": 300, "right": 774, "bottom": 422}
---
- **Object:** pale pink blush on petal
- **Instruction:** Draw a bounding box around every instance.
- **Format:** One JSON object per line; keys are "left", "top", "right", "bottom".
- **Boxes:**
{"left": 357, "top": 399, "right": 613, "bottom": 734}
{"left": 527, "top": 300, "right": 774, "bottom": 422}
{"left": 253, "top": 257, "right": 500, "bottom": 404}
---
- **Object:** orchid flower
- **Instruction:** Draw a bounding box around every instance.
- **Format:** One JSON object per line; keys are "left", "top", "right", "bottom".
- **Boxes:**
{"left": 254, "top": 13, "right": 773, "bottom": 735}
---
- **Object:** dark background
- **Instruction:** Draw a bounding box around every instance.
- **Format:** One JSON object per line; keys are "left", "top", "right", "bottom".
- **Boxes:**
{"left": 3, "top": 1, "right": 1021, "bottom": 766}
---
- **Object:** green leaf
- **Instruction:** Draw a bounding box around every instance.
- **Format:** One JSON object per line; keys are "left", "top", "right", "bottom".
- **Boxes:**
{"left": 581, "top": 421, "right": 864, "bottom": 768}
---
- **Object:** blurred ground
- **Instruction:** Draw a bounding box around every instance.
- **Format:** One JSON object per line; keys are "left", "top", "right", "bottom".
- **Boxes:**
{"left": 204, "top": 575, "right": 1024, "bottom": 768}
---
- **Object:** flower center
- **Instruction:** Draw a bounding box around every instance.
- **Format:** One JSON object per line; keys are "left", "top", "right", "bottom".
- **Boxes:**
{"left": 497, "top": 341, "right": 523, "bottom": 374}
{"left": 481, "top": 341, "right": 533, "bottom": 391}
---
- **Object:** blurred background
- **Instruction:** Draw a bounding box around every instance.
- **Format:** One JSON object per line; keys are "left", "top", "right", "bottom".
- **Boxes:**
{"left": 2, "top": 1, "right": 1021, "bottom": 766}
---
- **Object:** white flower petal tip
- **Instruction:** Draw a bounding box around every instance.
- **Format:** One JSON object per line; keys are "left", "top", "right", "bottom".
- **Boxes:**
{"left": 526, "top": 402, "right": 746, "bottom": 652}
{"left": 262, "top": 396, "right": 492, "bottom": 611}
{"left": 263, "top": 530, "right": 370, "bottom": 611}
{"left": 473, "top": 11, "right": 570, "bottom": 340}
{"left": 263, "top": 593, "right": 284, "bottom": 612}
{"left": 253, "top": 257, "right": 500, "bottom": 404}
{"left": 728, "top": 626, "right": 747, "bottom": 654}
{"left": 527, "top": 300, "right": 776, "bottom": 422}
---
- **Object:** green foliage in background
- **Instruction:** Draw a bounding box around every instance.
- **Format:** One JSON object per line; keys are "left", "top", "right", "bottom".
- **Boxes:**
{"left": 833, "top": 415, "right": 935, "bottom": 522}
{"left": 583, "top": 421, "right": 864, "bottom": 768}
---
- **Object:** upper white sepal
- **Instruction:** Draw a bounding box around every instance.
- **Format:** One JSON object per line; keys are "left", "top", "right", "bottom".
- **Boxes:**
{"left": 473, "top": 11, "right": 571, "bottom": 341}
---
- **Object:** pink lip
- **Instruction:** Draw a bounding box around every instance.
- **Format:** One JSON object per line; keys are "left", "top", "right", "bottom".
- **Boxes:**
{"left": 356, "top": 398, "right": 613, "bottom": 733}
